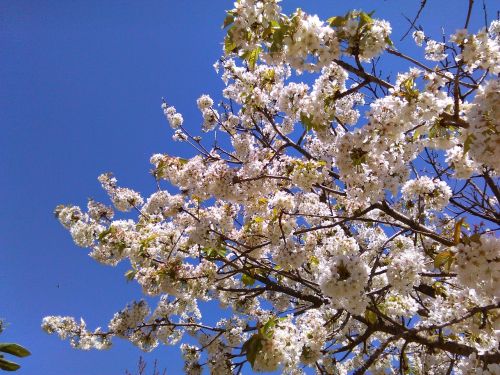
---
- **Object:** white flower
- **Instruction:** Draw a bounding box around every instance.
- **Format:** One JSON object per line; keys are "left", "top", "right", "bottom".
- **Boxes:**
{"left": 454, "top": 235, "right": 500, "bottom": 301}
{"left": 70, "top": 221, "right": 96, "bottom": 247}
{"left": 108, "top": 300, "right": 150, "bottom": 337}
{"left": 425, "top": 40, "right": 447, "bottom": 61}
{"left": 463, "top": 79, "right": 500, "bottom": 173}
{"left": 163, "top": 105, "right": 184, "bottom": 129}
{"left": 401, "top": 176, "right": 452, "bottom": 210}
{"left": 196, "top": 94, "right": 214, "bottom": 110}
{"left": 412, "top": 30, "right": 425, "bottom": 46}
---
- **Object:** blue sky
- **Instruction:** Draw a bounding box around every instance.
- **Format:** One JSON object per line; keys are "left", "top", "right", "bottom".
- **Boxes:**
{"left": 0, "top": 1, "right": 491, "bottom": 374}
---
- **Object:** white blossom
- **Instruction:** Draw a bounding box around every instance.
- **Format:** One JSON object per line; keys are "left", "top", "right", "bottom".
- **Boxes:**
{"left": 412, "top": 30, "right": 425, "bottom": 46}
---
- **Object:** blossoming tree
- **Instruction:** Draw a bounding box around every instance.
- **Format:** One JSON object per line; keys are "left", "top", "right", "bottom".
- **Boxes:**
{"left": 43, "top": 1, "right": 500, "bottom": 373}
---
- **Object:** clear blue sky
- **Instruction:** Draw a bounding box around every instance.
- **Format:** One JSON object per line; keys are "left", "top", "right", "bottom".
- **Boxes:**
{"left": 0, "top": 1, "right": 490, "bottom": 374}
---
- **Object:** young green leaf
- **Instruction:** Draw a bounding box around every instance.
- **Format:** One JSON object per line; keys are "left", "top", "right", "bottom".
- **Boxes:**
{"left": 434, "top": 250, "right": 454, "bottom": 270}
{"left": 246, "top": 47, "right": 261, "bottom": 70}
{"left": 453, "top": 218, "right": 465, "bottom": 244}
{"left": 224, "top": 34, "right": 237, "bottom": 54}
{"left": 364, "top": 309, "right": 378, "bottom": 325}
{"left": 0, "top": 344, "right": 30, "bottom": 358}
{"left": 0, "top": 358, "right": 21, "bottom": 371}
{"left": 327, "top": 16, "right": 345, "bottom": 27}
{"left": 359, "top": 11, "right": 373, "bottom": 27}
{"left": 242, "top": 273, "right": 255, "bottom": 286}
{"left": 300, "top": 112, "right": 321, "bottom": 131}
{"left": 463, "top": 134, "right": 474, "bottom": 154}
{"left": 222, "top": 12, "right": 235, "bottom": 29}
{"left": 241, "top": 334, "right": 263, "bottom": 368}
{"left": 124, "top": 269, "right": 136, "bottom": 282}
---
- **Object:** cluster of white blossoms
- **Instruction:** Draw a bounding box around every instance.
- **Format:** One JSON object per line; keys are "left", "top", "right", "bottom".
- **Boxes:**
{"left": 44, "top": 1, "right": 500, "bottom": 374}
{"left": 225, "top": 2, "right": 392, "bottom": 72}
{"left": 451, "top": 20, "right": 500, "bottom": 74}
{"left": 162, "top": 102, "right": 184, "bottom": 129}
{"left": 41, "top": 316, "right": 111, "bottom": 350}
{"left": 412, "top": 30, "right": 425, "bottom": 46}
{"left": 454, "top": 235, "right": 500, "bottom": 301}
{"left": 108, "top": 301, "right": 150, "bottom": 338}
{"left": 424, "top": 39, "right": 448, "bottom": 61}
{"left": 457, "top": 353, "right": 500, "bottom": 375}
{"left": 386, "top": 237, "right": 425, "bottom": 292}
{"left": 463, "top": 79, "right": 500, "bottom": 174}
{"left": 54, "top": 203, "right": 104, "bottom": 248}
{"left": 98, "top": 173, "right": 144, "bottom": 212}
{"left": 249, "top": 317, "right": 301, "bottom": 372}
{"left": 278, "top": 11, "right": 340, "bottom": 71}
{"left": 334, "top": 11, "right": 392, "bottom": 61}
{"left": 195, "top": 94, "right": 220, "bottom": 132}
{"left": 445, "top": 144, "right": 479, "bottom": 179}
{"left": 318, "top": 253, "right": 369, "bottom": 314}
{"left": 401, "top": 176, "right": 452, "bottom": 211}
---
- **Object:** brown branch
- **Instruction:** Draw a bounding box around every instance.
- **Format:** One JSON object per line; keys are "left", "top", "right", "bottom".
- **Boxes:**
{"left": 334, "top": 59, "right": 394, "bottom": 90}
{"left": 374, "top": 201, "right": 455, "bottom": 246}
{"left": 400, "top": 0, "right": 427, "bottom": 41}
{"left": 386, "top": 49, "right": 477, "bottom": 90}
{"left": 375, "top": 320, "right": 500, "bottom": 365}
{"left": 465, "top": 0, "right": 475, "bottom": 29}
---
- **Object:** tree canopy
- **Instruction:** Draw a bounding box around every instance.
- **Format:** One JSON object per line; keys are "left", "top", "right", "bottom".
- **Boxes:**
{"left": 43, "top": 1, "right": 499, "bottom": 373}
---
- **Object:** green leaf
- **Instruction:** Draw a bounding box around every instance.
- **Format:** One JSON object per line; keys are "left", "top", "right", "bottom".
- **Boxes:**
{"left": 359, "top": 11, "right": 373, "bottom": 27}
{"left": 98, "top": 227, "right": 113, "bottom": 242}
{"left": 300, "top": 112, "right": 320, "bottom": 131}
{"left": 349, "top": 147, "right": 368, "bottom": 166}
{"left": 309, "top": 255, "right": 319, "bottom": 268}
{"left": 241, "top": 334, "right": 263, "bottom": 368}
{"left": 327, "top": 16, "right": 345, "bottom": 27}
{"left": 203, "top": 246, "right": 226, "bottom": 259}
{"left": 428, "top": 124, "right": 438, "bottom": 139}
{"left": 469, "top": 233, "right": 482, "bottom": 244}
{"left": 0, "top": 358, "right": 20, "bottom": 371}
{"left": 153, "top": 159, "right": 166, "bottom": 179}
{"left": 324, "top": 94, "right": 337, "bottom": 110}
{"left": 384, "top": 35, "right": 394, "bottom": 46}
{"left": 432, "top": 281, "right": 447, "bottom": 297}
{"left": 140, "top": 234, "right": 158, "bottom": 251}
{"left": 224, "top": 34, "right": 237, "bottom": 54}
{"left": 262, "top": 69, "right": 275, "bottom": 83}
{"left": 270, "top": 23, "right": 288, "bottom": 53}
{"left": 364, "top": 309, "right": 378, "bottom": 325}
{"left": 270, "top": 20, "right": 280, "bottom": 29}
{"left": 260, "top": 318, "right": 278, "bottom": 338}
{"left": 434, "top": 250, "right": 454, "bottom": 270}
{"left": 453, "top": 218, "right": 465, "bottom": 244}
{"left": 0, "top": 344, "right": 30, "bottom": 358}
{"left": 400, "top": 78, "right": 419, "bottom": 101}
{"left": 257, "top": 197, "right": 268, "bottom": 205}
{"left": 262, "top": 24, "right": 274, "bottom": 39}
{"left": 124, "top": 269, "right": 136, "bottom": 282}
{"left": 244, "top": 47, "right": 261, "bottom": 70}
{"left": 242, "top": 273, "right": 255, "bottom": 286}
{"left": 222, "top": 12, "right": 235, "bottom": 29}
{"left": 463, "top": 134, "right": 474, "bottom": 154}
{"left": 300, "top": 113, "right": 312, "bottom": 131}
